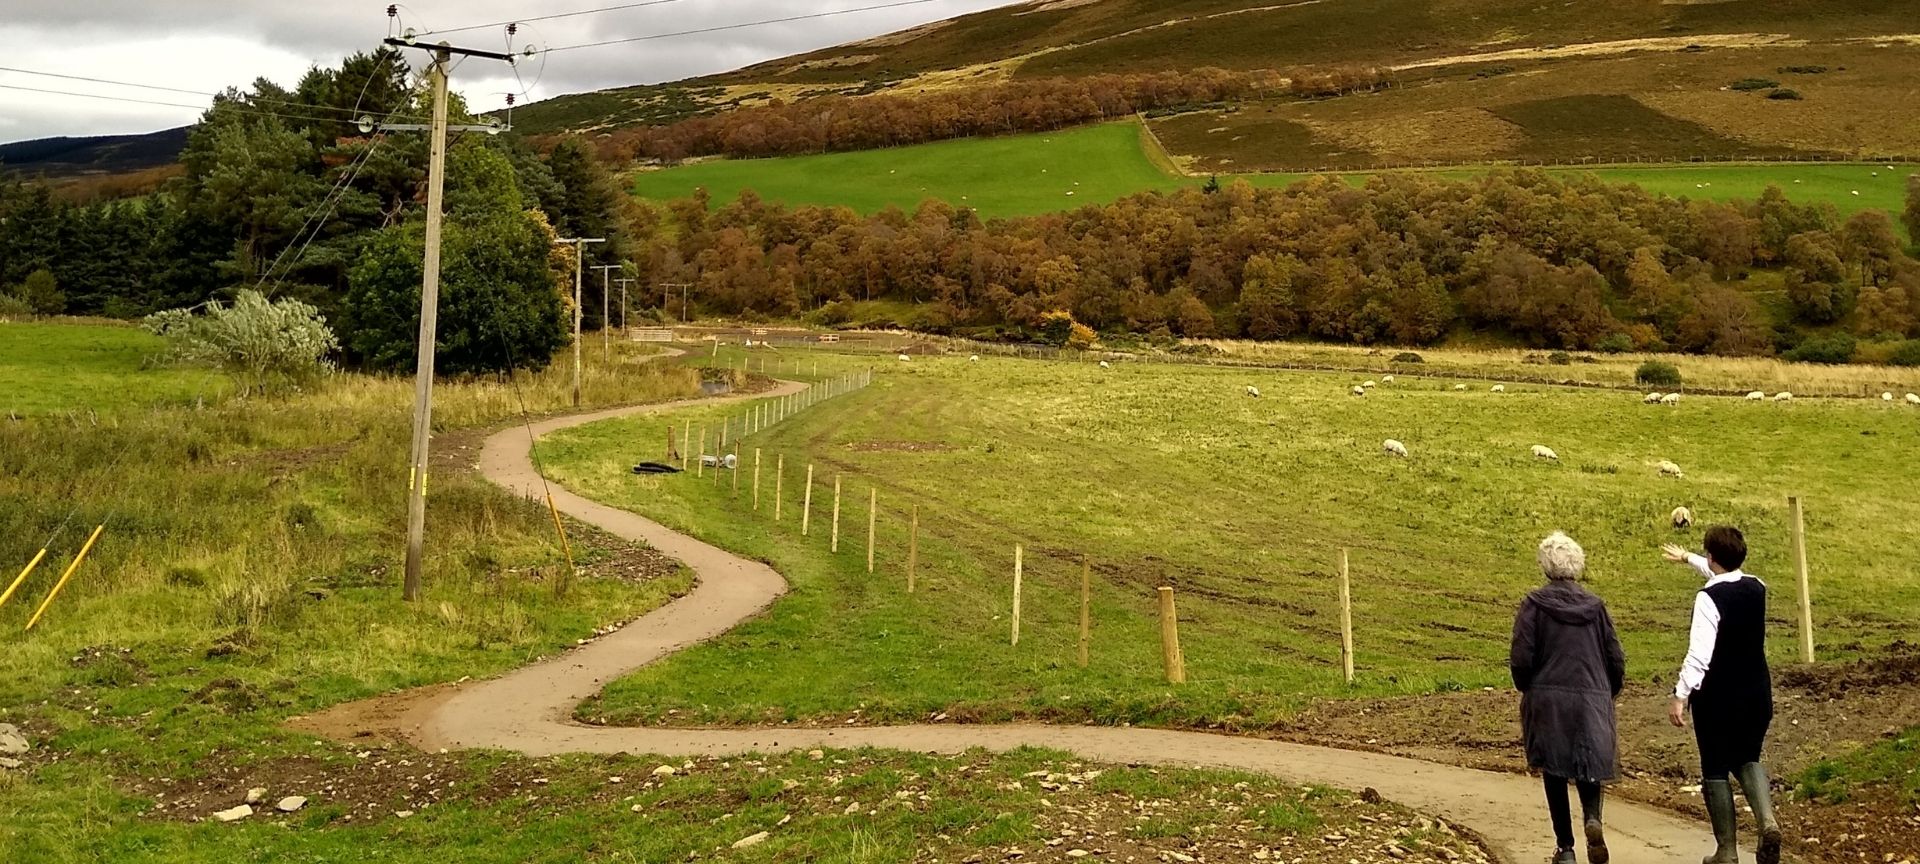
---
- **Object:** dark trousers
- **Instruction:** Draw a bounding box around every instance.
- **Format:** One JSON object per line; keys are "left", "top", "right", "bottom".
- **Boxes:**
{"left": 1544, "top": 775, "right": 1604, "bottom": 849}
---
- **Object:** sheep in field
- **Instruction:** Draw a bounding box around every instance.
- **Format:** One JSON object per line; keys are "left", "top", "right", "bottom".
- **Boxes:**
{"left": 1671, "top": 506, "right": 1694, "bottom": 529}
{"left": 897, "top": 354, "right": 911, "bottom": 362}
{"left": 1383, "top": 439, "right": 1408, "bottom": 458}
{"left": 1491, "top": 384, "right": 1506, "bottom": 393}
{"left": 1882, "top": 392, "right": 1893, "bottom": 401}
{"left": 1773, "top": 392, "right": 1793, "bottom": 402}
{"left": 1363, "top": 380, "right": 1377, "bottom": 388}
{"left": 1382, "top": 375, "right": 1394, "bottom": 384}
{"left": 1453, "top": 383, "right": 1468, "bottom": 391}
{"left": 1746, "top": 391, "right": 1766, "bottom": 400}
{"left": 1661, "top": 393, "right": 1681, "bottom": 405}
{"left": 1644, "top": 392, "right": 1664, "bottom": 404}
{"left": 1352, "top": 385, "right": 1366, "bottom": 396}
{"left": 1908, "top": 393, "right": 1920, "bottom": 405}
{"left": 1246, "top": 385, "right": 1261, "bottom": 398}
{"left": 1658, "top": 460, "right": 1685, "bottom": 478}
{"left": 969, "top": 355, "right": 980, "bottom": 362}
{"left": 1099, "top": 360, "right": 1111, "bottom": 369}
{"left": 1531, "top": 445, "right": 1559, "bottom": 461}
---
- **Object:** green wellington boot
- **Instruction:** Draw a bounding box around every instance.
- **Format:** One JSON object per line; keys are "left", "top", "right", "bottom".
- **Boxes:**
{"left": 1702, "top": 779, "right": 1741, "bottom": 864}
{"left": 1581, "top": 785, "right": 1609, "bottom": 864}
{"left": 1737, "top": 764, "right": 1782, "bottom": 864}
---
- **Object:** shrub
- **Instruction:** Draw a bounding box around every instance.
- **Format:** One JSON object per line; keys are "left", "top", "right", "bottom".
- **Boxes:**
{"left": 0, "top": 292, "right": 30, "bottom": 319}
{"left": 1777, "top": 65, "right": 1827, "bottom": 75}
{"left": 1035, "top": 310, "right": 1078, "bottom": 347}
{"left": 1066, "top": 322, "right": 1098, "bottom": 351}
{"left": 1767, "top": 89, "right": 1804, "bottom": 101}
{"left": 1731, "top": 78, "right": 1780, "bottom": 91}
{"left": 1887, "top": 340, "right": 1920, "bottom": 367}
{"left": 1782, "top": 333, "right": 1856, "bottom": 364}
{"left": 1635, "top": 360, "right": 1683, "bottom": 387}
{"left": 1548, "top": 351, "right": 1573, "bottom": 365}
{"left": 1596, "top": 333, "right": 1634, "bottom": 354}
{"left": 144, "top": 290, "right": 339, "bottom": 396}
{"left": 1390, "top": 351, "right": 1424, "bottom": 364}
{"left": 15, "top": 268, "right": 64, "bottom": 315}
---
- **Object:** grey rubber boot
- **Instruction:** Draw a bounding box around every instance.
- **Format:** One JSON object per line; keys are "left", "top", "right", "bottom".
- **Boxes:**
{"left": 1702, "top": 779, "right": 1741, "bottom": 864}
{"left": 1552, "top": 847, "right": 1577, "bottom": 864}
{"left": 1737, "top": 763, "right": 1782, "bottom": 864}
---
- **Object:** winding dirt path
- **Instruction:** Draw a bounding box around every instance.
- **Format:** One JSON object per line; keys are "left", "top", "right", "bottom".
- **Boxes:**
{"left": 340, "top": 361, "right": 1744, "bottom": 864}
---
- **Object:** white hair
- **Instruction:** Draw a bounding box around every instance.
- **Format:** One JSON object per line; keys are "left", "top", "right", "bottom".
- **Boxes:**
{"left": 1538, "top": 532, "right": 1586, "bottom": 582}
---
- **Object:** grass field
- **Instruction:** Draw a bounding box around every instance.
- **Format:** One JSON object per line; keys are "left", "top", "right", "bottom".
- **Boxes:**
{"left": 542, "top": 347, "right": 1920, "bottom": 730}
{"left": 0, "top": 320, "right": 224, "bottom": 414}
{"left": 631, "top": 121, "right": 1916, "bottom": 233}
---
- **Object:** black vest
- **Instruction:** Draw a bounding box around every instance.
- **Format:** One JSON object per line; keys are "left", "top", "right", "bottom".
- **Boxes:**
{"left": 1695, "top": 577, "right": 1771, "bottom": 705}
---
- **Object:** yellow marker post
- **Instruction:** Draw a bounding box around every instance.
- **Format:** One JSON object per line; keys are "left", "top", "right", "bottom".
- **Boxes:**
{"left": 1, "top": 548, "right": 50, "bottom": 611}
{"left": 25, "top": 524, "right": 104, "bottom": 631}
{"left": 547, "top": 492, "right": 577, "bottom": 575}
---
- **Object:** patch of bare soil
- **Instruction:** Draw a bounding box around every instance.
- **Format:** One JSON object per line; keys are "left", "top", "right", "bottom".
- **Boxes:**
{"left": 845, "top": 440, "right": 956, "bottom": 453}
{"left": 1277, "top": 644, "right": 1920, "bottom": 864}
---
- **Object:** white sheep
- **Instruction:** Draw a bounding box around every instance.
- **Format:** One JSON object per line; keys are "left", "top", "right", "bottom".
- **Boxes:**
{"left": 1491, "top": 384, "right": 1506, "bottom": 393}
{"left": 1098, "top": 360, "right": 1111, "bottom": 369}
{"left": 1246, "top": 385, "right": 1261, "bottom": 398}
{"left": 1882, "top": 391, "right": 1893, "bottom": 401}
{"left": 969, "top": 355, "right": 980, "bottom": 362}
{"left": 1773, "top": 392, "right": 1793, "bottom": 402}
{"left": 1531, "top": 445, "right": 1559, "bottom": 461}
{"left": 1644, "top": 392, "right": 1664, "bottom": 404}
{"left": 1382, "top": 375, "right": 1394, "bottom": 384}
{"left": 1908, "top": 393, "right": 1920, "bottom": 405}
{"left": 1658, "top": 460, "right": 1685, "bottom": 478}
{"left": 1363, "top": 380, "right": 1377, "bottom": 388}
{"left": 897, "top": 354, "right": 911, "bottom": 362}
{"left": 1453, "top": 383, "right": 1468, "bottom": 391}
{"left": 1352, "top": 385, "right": 1366, "bottom": 396}
{"left": 1383, "top": 439, "right": 1408, "bottom": 458}
{"left": 1661, "top": 393, "right": 1681, "bottom": 405}
{"left": 1746, "top": 391, "right": 1766, "bottom": 401}
{"left": 1671, "top": 506, "right": 1694, "bottom": 529}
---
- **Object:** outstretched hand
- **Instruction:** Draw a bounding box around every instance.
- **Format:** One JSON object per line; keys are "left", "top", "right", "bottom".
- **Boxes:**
{"left": 1661, "top": 544, "right": 1690, "bottom": 563}
{"left": 1668, "top": 697, "right": 1688, "bottom": 728}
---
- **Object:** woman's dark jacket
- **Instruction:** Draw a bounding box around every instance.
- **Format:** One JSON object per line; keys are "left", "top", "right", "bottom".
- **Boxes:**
{"left": 1510, "top": 580, "right": 1627, "bottom": 782}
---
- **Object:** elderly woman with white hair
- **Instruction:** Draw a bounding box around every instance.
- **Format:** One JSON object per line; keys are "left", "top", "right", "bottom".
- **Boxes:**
{"left": 1511, "top": 532, "right": 1627, "bottom": 864}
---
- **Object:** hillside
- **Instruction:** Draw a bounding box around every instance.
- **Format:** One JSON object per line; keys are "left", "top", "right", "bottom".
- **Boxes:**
{"left": 512, "top": 0, "right": 1920, "bottom": 170}
{"left": 0, "top": 127, "right": 189, "bottom": 178}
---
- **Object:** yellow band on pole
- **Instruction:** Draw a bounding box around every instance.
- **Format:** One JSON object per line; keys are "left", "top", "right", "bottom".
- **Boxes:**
{"left": 25, "top": 524, "right": 105, "bottom": 632}
{"left": 420, "top": 470, "right": 428, "bottom": 499}
{"left": 1, "top": 548, "right": 50, "bottom": 611}
{"left": 409, "top": 465, "right": 417, "bottom": 491}
{"left": 546, "top": 493, "right": 576, "bottom": 574}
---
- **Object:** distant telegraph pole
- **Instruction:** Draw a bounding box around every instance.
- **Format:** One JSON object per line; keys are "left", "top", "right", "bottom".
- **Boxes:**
{"left": 557, "top": 237, "right": 606, "bottom": 407}
{"left": 657, "top": 282, "right": 693, "bottom": 322}
{"left": 590, "top": 263, "right": 620, "bottom": 363}
{"left": 614, "top": 275, "right": 636, "bottom": 336}
{"left": 378, "top": 35, "right": 516, "bottom": 602}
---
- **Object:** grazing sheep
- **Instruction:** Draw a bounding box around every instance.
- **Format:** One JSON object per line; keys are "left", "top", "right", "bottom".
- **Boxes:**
{"left": 1363, "top": 380, "right": 1377, "bottom": 388}
{"left": 1908, "top": 393, "right": 1920, "bottom": 405}
{"left": 1246, "top": 385, "right": 1261, "bottom": 398}
{"left": 1491, "top": 384, "right": 1506, "bottom": 393}
{"left": 1658, "top": 460, "right": 1685, "bottom": 478}
{"left": 1383, "top": 439, "right": 1408, "bottom": 458}
{"left": 1382, "top": 375, "right": 1394, "bottom": 384}
{"left": 1661, "top": 393, "right": 1681, "bottom": 405}
{"left": 1746, "top": 391, "right": 1766, "bottom": 400}
{"left": 1098, "top": 360, "right": 1111, "bottom": 369}
{"left": 1453, "top": 383, "right": 1468, "bottom": 391}
{"left": 1671, "top": 506, "right": 1694, "bottom": 529}
{"left": 1882, "top": 391, "right": 1893, "bottom": 401}
{"left": 1851, "top": 190, "right": 1861, "bottom": 196}
{"left": 1351, "top": 385, "right": 1366, "bottom": 396}
{"left": 1773, "top": 392, "right": 1793, "bottom": 402}
{"left": 969, "top": 355, "right": 980, "bottom": 362}
{"left": 897, "top": 354, "right": 911, "bottom": 362}
{"left": 1531, "top": 445, "right": 1559, "bottom": 461}
{"left": 1644, "top": 392, "right": 1664, "bottom": 404}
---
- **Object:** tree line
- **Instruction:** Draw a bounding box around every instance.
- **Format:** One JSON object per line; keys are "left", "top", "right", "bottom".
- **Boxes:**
{"left": 629, "top": 173, "right": 1920, "bottom": 360}
{"left": 0, "top": 48, "right": 636, "bottom": 375}
{"left": 577, "top": 67, "right": 1389, "bottom": 164}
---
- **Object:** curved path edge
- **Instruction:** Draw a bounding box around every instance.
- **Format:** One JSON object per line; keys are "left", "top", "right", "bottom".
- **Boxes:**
{"left": 340, "top": 357, "right": 1728, "bottom": 864}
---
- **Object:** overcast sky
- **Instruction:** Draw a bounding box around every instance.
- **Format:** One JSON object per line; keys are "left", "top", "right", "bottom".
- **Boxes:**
{"left": 1, "top": 0, "right": 1027, "bottom": 143}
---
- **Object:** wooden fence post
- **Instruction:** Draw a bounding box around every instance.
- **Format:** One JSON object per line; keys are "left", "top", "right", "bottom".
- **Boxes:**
{"left": 1011, "top": 544, "right": 1023, "bottom": 647}
{"left": 831, "top": 475, "right": 842, "bottom": 552}
{"left": 774, "top": 454, "right": 785, "bottom": 521}
{"left": 665, "top": 425, "right": 673, "bottom": 460}
{"left": 1078, "top": 557, "right": 1091, "bottom": 668}
{"left": 731, "top": 443, "right": 739, "bottom": 495}
{"left": 697, "top": 427, "right": 706, "bottom": 477}
{"left": 866, "top": 487, "right": 877, "bottom": 573}
{"left": 1339, "top": 548, "right": 1355, "bottom": 685}
{"left": 753, "top": 449, "right": 762, "bottom": 509}
{"left": 907, "top": 505, "right": 919, "bottom": 593}
{"left": 1158, "top": 586, "right": 1186, "bottom": 684}
{"left": 681, "top": 420, "right": 691, "bottom": 470}
{"left": 802, "top": 464, "right": 814, "bottom": 536}
{"left": 1789, "top": 496, "right": 1815, "bottom": 663}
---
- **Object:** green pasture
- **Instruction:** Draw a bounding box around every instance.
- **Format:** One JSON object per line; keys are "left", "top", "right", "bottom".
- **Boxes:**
{"left": 0, "top": 321, "right": 223, "bottom": 414}
{"left": 630, "top": 121, "right": 1914, "bottom": 233}
{"left": 543, "top": 347, "right": 1920, "bottom": 730}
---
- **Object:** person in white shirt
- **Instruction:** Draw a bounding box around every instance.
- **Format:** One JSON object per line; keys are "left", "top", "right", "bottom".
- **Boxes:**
{"left": 1662, "top": 526, "right": 1780, "bottom": 864}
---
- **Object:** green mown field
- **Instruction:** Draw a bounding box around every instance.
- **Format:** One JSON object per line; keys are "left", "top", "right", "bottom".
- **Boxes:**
{"left": 630, "top": 121, "right": 1915, "bottom": 234}
{"left": 0, "top": 321, "right": 223, "bottom": 415}
{"left": 543, "top": 347, "right": 1920, "bottom": 729}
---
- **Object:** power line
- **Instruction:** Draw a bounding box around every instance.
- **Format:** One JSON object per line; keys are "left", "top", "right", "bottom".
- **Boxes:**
{"left": 419, "top": 0, "right": 684, "bottom": 36}
{"left": 0, "top": 83, "right": 390, "bottom": 128}
{"left": 539, "top": 0, "right": 957, "bottom": 54}
{"left": 0, "top": 65, "right": 384, "bottom": 120}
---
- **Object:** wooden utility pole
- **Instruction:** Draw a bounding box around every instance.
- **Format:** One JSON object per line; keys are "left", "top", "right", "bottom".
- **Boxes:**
{"left": 591, "top": 264, "right": 620, "bottom": 364}
{"left": 376, "top": 36, "right": 518, "bottom": 602}
{"left": 557, "top": 237, "right": 605, "bottom": 407}
{"left": 614, "top": 276, "right": 635, "bottom": 337}
{"left": 1788, "top": 496, "right": 1815, "bottom": 663}
{"left": 1338, "top": 548, "right": 1355, "bottom": 685}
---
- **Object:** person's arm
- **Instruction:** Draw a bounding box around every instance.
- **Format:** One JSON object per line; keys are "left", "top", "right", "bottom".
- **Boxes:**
{"left": 1599, "top": 605, "right": 1626, "bottom": 698}
{"left": 1510, "top": 599, "right": 1538, "bottom": 692}
{"left": 1662, "top": 543, "right": 1715, "bottom": 581}
{"left": 1669, "top": 590, "right": 1721, "bottom": 725}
